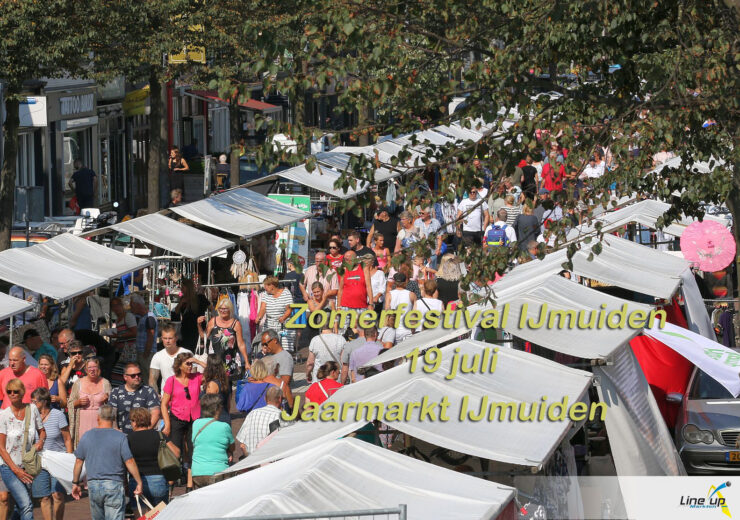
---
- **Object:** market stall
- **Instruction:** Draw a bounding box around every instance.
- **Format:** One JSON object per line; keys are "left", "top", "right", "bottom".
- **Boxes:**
{"left": 159, "top": 438, "right": 516, "bottom": 520}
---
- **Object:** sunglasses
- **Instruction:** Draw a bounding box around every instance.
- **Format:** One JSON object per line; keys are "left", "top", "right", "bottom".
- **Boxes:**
{"left": 125, "top": 373, "right": 142, "bottom": 378}
{"left": 184, "top": 386, "right": 191, "bottom": 400}
{"left": 328, "top": 246, "right": 339, "bottom": 250}
{"left": 6, "top": 390, "right": 21, "bottom": 395}
{"left": 70, "top": 351, "right": 83, "bottom": 356}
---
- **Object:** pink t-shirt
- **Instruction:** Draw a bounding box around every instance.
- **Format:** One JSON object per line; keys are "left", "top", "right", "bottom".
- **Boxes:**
{"left": 0, "top": 366, "right": 48, "bottom": 408}
{"left": 163, "top": 373, "right": 203, "bottom": 421}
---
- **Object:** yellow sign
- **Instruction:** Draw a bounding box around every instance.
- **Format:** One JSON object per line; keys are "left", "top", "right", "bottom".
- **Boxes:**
{"left": 169, "top": 24, "right": 206, "bottom": 64}
{"left": 169, "top": 46, "right": 206, "bottom": 64}
{"left": 122, "top": 86, "right": 150, "bottom": 116}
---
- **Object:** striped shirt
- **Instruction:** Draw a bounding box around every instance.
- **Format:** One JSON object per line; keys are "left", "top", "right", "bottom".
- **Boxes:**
{"left": 262, "top": 289, "right": 293, "bottom": 330}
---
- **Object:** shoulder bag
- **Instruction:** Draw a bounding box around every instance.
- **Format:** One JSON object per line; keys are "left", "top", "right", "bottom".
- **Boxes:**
{"left": 193, "top": 418, "right": 218, "bottom": 444}
{"left": 193, "top": 333, "right": 208, "bottom": 374}
{"left": 157, "top": 431, "right": 182, "bottom": 481}
{"left": 21, "top": 406, "right": 42, "bottom": 477}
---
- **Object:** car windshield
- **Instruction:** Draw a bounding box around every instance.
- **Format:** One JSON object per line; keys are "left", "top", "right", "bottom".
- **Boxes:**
{"left": 690, "top": 369, "right": 733, "bottom": 400}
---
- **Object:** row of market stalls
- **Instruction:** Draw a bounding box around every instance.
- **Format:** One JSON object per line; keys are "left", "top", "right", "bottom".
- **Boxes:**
{"left": 244, "top": 118, "right": 503, "bottom": 199}
{"left": 0, "top": 188, "right": 313, "bottom": 341}
{"left": 0, "top": 116, "right": 499, "bottom": 329}
{"left": 157, "top": 200, "right": 739, "bottom": 519}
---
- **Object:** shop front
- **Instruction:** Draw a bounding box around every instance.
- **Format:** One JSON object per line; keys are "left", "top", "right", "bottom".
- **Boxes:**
{"left": 45, "top": 85, "right": 99, "bottom": 215}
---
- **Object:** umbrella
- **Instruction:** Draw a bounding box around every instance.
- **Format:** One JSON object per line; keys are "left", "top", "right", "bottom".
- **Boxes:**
{"left": 680, "top": 220, "right": 736, "bottom": 272}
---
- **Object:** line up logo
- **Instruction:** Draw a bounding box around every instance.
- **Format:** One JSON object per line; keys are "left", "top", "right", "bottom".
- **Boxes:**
{"left": 679, "top": 481, "right": 732, "bottom": 518}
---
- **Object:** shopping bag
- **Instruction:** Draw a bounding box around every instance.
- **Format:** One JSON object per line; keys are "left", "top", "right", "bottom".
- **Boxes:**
{"left": 136, "top": 495, "right": 166, "bottom": 520}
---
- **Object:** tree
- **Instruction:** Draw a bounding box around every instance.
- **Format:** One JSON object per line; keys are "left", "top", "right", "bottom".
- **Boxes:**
{"left": 258, "top": 0, "right": 738, "bottom": 292}
{"left": 0, "top": 0, "right": 94, "bottom": 251}
{"left": 88, "top": 0, "right": 202, "bottom": 212}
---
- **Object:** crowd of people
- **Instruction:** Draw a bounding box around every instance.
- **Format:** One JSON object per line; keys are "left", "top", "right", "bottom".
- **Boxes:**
{"left": 0, "top": 127, "right": 682, "bottom": 519}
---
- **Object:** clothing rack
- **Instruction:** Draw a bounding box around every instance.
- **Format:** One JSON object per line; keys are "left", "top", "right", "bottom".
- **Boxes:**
{"left": 200, "top": 280, "right": 295, "bottom": 289}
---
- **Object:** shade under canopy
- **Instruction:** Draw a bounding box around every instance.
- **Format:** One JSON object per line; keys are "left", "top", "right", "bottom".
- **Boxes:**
{"left": 110, "top": 213, "right": 234, "bottom": 260}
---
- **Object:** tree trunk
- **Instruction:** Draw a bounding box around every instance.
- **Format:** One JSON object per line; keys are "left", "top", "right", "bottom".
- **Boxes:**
{"left": 147, "top": 73, "right": 162, "bottom": 212}
{"left": 0, "top": 95, "right": 20, "bottom": 252}
{"left": 229, "top": 99, "right": 240, "bottom": 188}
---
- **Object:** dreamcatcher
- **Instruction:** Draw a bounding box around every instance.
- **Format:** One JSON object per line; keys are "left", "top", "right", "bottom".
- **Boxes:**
{"left": 230, "top": 248, "right": 247, "bottom": 279}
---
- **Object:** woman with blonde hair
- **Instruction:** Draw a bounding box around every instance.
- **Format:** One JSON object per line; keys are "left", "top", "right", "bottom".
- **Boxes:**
{"left": 37, "top": 355, "right": 67, "bottom": 410}
{"left": 198, "top": 295, "right": 249, "bottom": 379}
{"left": 257, "top": 276, "right": 295, "bottom": 352}
{"left": 235, "top": 359, "right": 282, "bottom": 414}
{"left": 0, "top": 379, "right": 45, "bottom": 520}
{"left": 435, "top": 254, "right": 463, "bottom": 308}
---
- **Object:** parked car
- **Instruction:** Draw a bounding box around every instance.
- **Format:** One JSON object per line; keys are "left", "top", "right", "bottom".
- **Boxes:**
{"left": 672, "top": 368, "right": 740, "bottom": 474}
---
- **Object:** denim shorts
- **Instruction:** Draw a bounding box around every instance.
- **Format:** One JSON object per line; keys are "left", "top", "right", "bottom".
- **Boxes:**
{"left": 31, "top": 469, "right": 66, "bottom": 498}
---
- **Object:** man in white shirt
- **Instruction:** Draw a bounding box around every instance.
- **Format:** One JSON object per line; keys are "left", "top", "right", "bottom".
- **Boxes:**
{"left": 456, "top": 187, "right": 489, "bottom": 248}
{"left": 579, "top": 156, "right": 604, "bottom": 180}
{"left": 483, "top": 209, "right": 517, "bottom": 249}
{"left": 235, "top": 386, "right": 292, "bottom": 456}
{"left": 149, "top": 324, "right": 192, "bottom": 393}
{"left": 306, "top": 323, "right": 345, "bottom": 384}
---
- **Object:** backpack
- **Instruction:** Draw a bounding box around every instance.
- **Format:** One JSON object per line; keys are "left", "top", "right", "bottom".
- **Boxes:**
{"left": 486, "top": 224, "right": 509, "bottom": 247}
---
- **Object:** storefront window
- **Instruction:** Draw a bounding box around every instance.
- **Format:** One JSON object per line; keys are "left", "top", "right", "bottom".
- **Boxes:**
{"left": 61, "top": 127, "right": 92, "bottom": 214}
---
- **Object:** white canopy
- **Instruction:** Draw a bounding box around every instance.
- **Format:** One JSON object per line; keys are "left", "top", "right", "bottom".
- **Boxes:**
{"left": 362, "top": 326, "right": 472, "bottom": 368}
{"left": 228, "top": 340, "right": 592, "bottom": 471}
{"left": 110, "top": 214, "right": 234, "bottom": 260}
{"left": 0, "top": 248, "right": 106, "bottom": 300}
{"left": 499, "top": 275, "right": 653, "bottom": 360}
{"left": 247, "top": 164, "right": 367, "bottom": 200}
{"left": 24, "top": 233, "right": 150, "bottom": 281}
{"left": 567, "top": 199, "right": 729, "bottom": 241}
{"left": 161, "top": 438, "right": 515, "bottom": 520}
{"left": 0, "top": 234, "right": 150, "bottom": 300}
{"left": 171, "top": 188, "right": 310, "bottom": 238}
{"left": 493, "top": 234, "right": 688, "bottom": 300}
{"left": 0, "top": 292, "right": 33, "bottom": 321}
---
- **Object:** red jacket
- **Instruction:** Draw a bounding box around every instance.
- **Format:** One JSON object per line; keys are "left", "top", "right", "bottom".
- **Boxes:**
{"left": 542, "top": 162, "right": 565, "bottom": 192}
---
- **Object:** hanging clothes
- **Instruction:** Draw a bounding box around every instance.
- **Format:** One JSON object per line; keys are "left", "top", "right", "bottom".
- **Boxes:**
{"left": 236, "top": 291, "right": 252, "bottom": 351}
{"left": 719, "top": 310, "right": 736, "bottom": 349}
{"left": 249, "top": 289, "right": 258, "bottom": 340}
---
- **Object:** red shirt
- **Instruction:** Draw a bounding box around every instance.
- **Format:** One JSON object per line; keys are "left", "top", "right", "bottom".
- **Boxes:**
{"left": 327, "top": 254, "right": 344, "bottom": 270}
{"left": 542, "top": 162, "right": 565, "bottom": 192}
{"left": 340, "top": 265, "right": 368, "bottom": 309}
{"left": 305, "top": 379, "right": 342, "bottom": 404}
{"left": 0, "top": 366, "right": 48, "bottom": 408}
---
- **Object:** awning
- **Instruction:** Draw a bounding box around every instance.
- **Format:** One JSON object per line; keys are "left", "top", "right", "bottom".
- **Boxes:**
{"left": 227, "top": 340, "right": 592, "bottom": 471}
{"left": 493, "top": 234, "right": 688, "bottom": 300}
{"left": 362, "top": 326, "right": 472, "bottom": 368}
{"left": 500, "top": 275, "right": 652, "bottom": 360}
{"left": 24, "top": 233, "right": 150, "bottom": 281}
{"left": 170, "top": 188, "right": 310, "bottom": 238}
{"left": 0, "top": 234, "right": 150, "bottom": 300}
{"left": 0, "top": 248, "right": 106, "bottom": 300}
{"left": 567, "top": 199, "right": 729, "bottom": 240}
{"left": 110, "top": 213, "right": 234, "bottom": 261}
{"left": 161, "top": 438, "right": 515, "bottom": 520}
{"left": 186, "top": 89, "right": 281, "bottom": 113}
{"left": 245, "top": 164, "right": 367, "bottom": 200}
{"left": 0, "top": 293, "right": 33, "bottom": 321}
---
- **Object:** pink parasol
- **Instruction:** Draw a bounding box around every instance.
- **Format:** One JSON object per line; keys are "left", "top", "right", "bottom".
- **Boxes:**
{"left": 680, "top": 220, "right": 736, "bottom": 272}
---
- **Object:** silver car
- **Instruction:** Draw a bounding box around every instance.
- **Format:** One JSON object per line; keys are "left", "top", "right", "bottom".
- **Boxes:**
{"left": 672, "top": 368, "right": 740, "bottom": 475}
